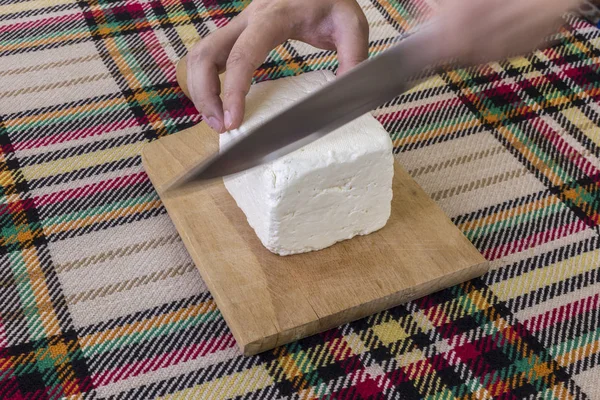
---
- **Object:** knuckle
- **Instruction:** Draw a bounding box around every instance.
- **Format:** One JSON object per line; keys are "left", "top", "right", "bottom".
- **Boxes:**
{"left": 193, "top": 98, "right": 206, "bottom": 114}
{"left": 196, "top": 95, "right": 218, "bottom": 113}
{"left": 337, "top": 1, "right": 369, "bottom": 31}
{"left": 249, "top": 1, "right": 286, "bottom": 20}
{"left": 203, "top": 85, "right": 220, "bottom": 97}
{"left": 227, "top": 49, "right": 257, "bottom": 69}
{"left": 190, "top": 42, "right": 212, "bottom": 61}
{"left": 222, "top": 86, "right": 247, "bottom": 99}
{"left": 350, "top": 13, "right": 369, "bottom": 35}
{"left": 353, "top": 10, "right": 369, "bottom": 33}
{"left": 226, "top": 49, "right": 245, "bottom": 66}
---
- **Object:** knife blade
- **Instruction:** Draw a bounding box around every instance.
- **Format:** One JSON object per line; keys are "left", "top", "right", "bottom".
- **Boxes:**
{"left": 165, "top": 22, "right": 442, "bottom": 192}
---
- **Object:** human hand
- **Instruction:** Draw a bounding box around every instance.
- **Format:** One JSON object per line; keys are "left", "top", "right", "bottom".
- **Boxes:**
{"left": 436, "top": 0, "right": 582, "bottom": 65}
{"left": 186, "top": 0, "right": 369, "bottom": 133}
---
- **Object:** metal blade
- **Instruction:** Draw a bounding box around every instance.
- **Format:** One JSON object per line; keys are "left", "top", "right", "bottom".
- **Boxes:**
{"left": 165, "top": 23, "right": 440, "bottom": 192}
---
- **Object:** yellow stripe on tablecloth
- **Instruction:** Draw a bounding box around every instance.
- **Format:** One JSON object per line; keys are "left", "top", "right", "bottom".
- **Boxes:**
{"left": 0, "top": 0, "right": 75, "bottom": 15}
{"left": 175, "top": 25, "right": 200, "bottom": 50}
{"left": 490, "top": 249, "right": 600, "bottom": 301}
{"left": 393, "top": 118, "right": 481, "bottom": 149}
{"left": 458, "top": 194, "right": 561, "bottom": 232}
{"left": 496, "top": 124, "right": 564, "bottom": 187}
{"left": 442, "top": 68, "right": 574, "bottom": 187}
{"left": 376, "top": 0, "right": 414, "bottom": 31}
{"left": 277, "top": 352, "right": 307, "bottom": 383}
{"left": 21, "top": 143, "right": 142, "bottom": 181}
{"left": 555, "top": 335, "right": 600, "bottom": 368}
{"left": 21, "top": 247, "right": 63, "bottom": 338}
{"left": 0, "top": 170, "right": 15, "bottom": 187}
{"left": 302, "top": 54, "right": 337, "bottom": 69}
{"left": 343, "top": 332, "right": 370, "bottom": 355}
{"left": 79, "top": 301, "right": 217, "bottom": 348}
{"left": 42, "top": 200, "right": 163, "bottom": 236}
{"left": 549, "top": 383, "right": 577, "bottom": 400}
{"left": 4, "top": 97, "right": 129, "bottom": 128}
{"left": 414, "top": 74, "right": 449, "bottom": 90}
{"left": 157, "top": 366, "right": 274, "bottom": 400}
{"left": 508, "top": 56, "right": 531, "bottom": 69}
{"left": 562, "top": 107, "right": 600, "bottom": 147}
{"left": 104, "top": 36, "right": 145, "bottom": 91}
{"left": 2, "top": 33, "right": 91, "bottom": 53}
{"left": 372, "top": 320, "right": 409, "bottom": 345}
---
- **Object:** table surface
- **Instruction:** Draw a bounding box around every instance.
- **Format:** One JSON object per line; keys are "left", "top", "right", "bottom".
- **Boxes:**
{"left": 141, "top": 120, "right": 488, "bottom": 355}
{"left": 1, "top": 0, "right": 599, "bottom": 398}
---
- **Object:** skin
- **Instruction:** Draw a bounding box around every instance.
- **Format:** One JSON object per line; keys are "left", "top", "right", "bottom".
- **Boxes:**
{"left": 187, "top": 0, "right": 583, "bottom": 133}
{"left": 438, "top": 0, "right": 583, "bottom": 64}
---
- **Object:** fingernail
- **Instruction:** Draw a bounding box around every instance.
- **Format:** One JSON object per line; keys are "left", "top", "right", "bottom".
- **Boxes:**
{"left": 205, "top": 116, "right": 223, "bottom": 133}
{"left": 224, "top": 110, "right": 232, "bottom": 130}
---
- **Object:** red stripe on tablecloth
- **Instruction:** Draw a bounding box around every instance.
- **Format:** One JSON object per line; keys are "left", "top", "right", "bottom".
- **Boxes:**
{"left": 91, "top": 334, "right": 236, "bottom": 387}
{"left": 483, "top": 218, "right": 591, "bottom": 260}
{"left": 13, "top": 119, "right": 139, "bottom": 152}
{"left": 0, "top": 320, "right": 7, "bottom": 348}
{"left": 377, "top": 97, "right": 463, "bottom": 126}
{"left": 32, "top": 172, "right": 149, "bottom": 207}
{"left": 0, "top": 172, "right": 149, "bottom": 217}
{"left": 523, "top": 293, "right": 599, "bottom": 333}
{"left": 530, "top": 116, "right": 600, "bottom": 178}
{"left": 0, "top": 12, "right": 83, "bottom": 34}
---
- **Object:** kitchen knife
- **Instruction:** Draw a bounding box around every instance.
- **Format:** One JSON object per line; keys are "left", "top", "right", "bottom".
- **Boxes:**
{"left": 165, "top": 21, "right": 443, "bottom": 192}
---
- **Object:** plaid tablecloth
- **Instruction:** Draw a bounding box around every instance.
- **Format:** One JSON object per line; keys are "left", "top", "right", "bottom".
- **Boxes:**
{"left": 1, "top": 0, "right": 599, "bottom": 399}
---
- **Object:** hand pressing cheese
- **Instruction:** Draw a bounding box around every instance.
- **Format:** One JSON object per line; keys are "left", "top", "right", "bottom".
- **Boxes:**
{"left": 220, "top": 70, "right": 394, "bottom": 256}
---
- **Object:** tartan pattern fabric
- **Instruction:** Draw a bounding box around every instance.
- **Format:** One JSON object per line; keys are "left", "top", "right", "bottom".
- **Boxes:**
{"left": 1, "top": 0, "right": 599, "bottom": 398}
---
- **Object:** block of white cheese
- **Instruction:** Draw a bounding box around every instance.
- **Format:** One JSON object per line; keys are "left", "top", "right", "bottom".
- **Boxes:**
{"left": 220, "top": 70, "right": 394, "bottom": 256}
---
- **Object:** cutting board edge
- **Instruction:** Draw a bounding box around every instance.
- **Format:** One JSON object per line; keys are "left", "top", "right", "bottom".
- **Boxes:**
{"left": 241, "top": 259, "right": 488, "bottom": 355}
{"left": 142, "top": 145, "right": 261, "bottom": 354}
{"left": 141, "top": 117, "right": 490, "bottom": 357}
{"left": 141, "top": 139, "right": 490, "bottom": 356}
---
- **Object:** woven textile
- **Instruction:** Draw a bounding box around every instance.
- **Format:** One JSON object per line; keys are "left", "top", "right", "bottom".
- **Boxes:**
{"left": 1, "top": 0, "right": 600, "bottom": 398}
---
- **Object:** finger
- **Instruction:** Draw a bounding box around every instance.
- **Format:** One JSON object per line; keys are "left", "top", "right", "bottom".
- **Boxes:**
{"left": 332, "top": 3, "right": 369, "bottom": 75}
{"left": 188, "top": 60, "right": 225, "bottom": 132}
{"left": 187, "top": 18, "right": 246, "bottom": 132}
{"left": 437, "top": 0, "right": 506, "bottom": 63}
{"left": 222, "top": 22, "right": 290, "bottom": 130}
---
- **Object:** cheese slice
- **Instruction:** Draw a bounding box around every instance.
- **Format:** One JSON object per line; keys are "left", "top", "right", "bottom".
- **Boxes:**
{"left": 220, "top": 70, "right": 394, "bottom": 256}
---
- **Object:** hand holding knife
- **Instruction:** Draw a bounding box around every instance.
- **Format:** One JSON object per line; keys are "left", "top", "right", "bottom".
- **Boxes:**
{"left": 165, "top": 21, "right": 444, "bottom": 192}
{"left": 166, "top": 0, "right": 577, "bottom": 191}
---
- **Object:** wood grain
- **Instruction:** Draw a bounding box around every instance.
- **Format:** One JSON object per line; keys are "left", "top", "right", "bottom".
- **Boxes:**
{"left": 140, "top": 58, "right": 489, "bottom": 355}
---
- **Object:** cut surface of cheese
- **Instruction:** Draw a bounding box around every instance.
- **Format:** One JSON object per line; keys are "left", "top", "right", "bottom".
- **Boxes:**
{"left": 220, "top": 70, "right": 394, "bottom": 256}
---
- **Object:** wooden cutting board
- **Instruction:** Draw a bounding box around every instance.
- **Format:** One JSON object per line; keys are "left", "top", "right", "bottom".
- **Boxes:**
{"left": 140, "top": 60, "right": 489, "bottom": 355}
